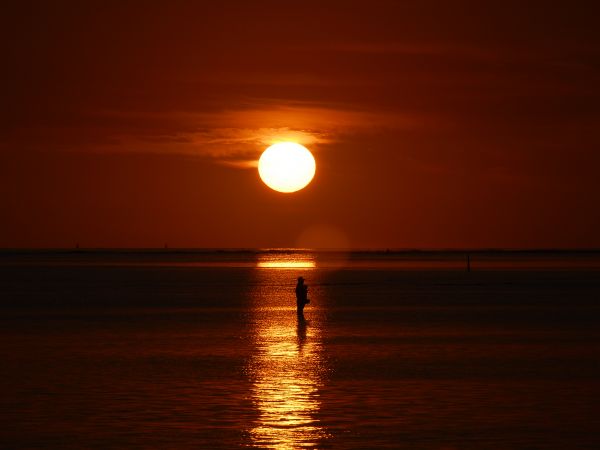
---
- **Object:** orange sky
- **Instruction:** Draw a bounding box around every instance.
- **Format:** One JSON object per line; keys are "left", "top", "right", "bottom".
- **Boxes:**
{"left": 2, "top": 1, "right": 599, "bottom": 248}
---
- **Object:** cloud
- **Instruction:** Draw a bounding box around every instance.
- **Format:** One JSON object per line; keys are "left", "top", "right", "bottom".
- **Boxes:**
{"left": 72, "top": 105, "right": 425, "bottom": 167}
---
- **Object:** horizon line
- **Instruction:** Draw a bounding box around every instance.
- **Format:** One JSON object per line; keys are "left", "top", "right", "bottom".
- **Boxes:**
{"left": 1, "top": 247, "right": 599, "bottom": 253}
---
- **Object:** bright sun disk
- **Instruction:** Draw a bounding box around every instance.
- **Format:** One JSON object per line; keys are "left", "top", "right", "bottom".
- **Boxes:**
{"left": 258, "top": 142, "right": 316, "bottom": 193}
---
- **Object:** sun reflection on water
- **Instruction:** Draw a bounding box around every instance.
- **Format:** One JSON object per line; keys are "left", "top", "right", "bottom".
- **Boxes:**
{"left": 256, "top": 253, "right": 316, "bottom": 269}
{"left": 246, "top": 267, "right": 328, "bottom": 448}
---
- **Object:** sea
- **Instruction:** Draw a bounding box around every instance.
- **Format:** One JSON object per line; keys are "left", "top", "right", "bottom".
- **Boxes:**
{"left": 1, "top": 249, "right": 599, "bottom": 449}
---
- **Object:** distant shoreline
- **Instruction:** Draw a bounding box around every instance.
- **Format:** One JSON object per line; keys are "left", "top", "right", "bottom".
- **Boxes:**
{"left": 1, "top": 248, "right": 599, "bottom": 255}
{"left": 1, "top": 248, "right": 599, "bottom": 271}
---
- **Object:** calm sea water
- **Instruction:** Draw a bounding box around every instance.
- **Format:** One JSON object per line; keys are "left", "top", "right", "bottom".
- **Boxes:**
{"left": 1, "top": 250, "right": 599, "bottom": 449}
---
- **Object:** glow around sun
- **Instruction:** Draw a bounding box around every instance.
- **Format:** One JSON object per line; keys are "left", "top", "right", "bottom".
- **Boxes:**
{"left": 258, "top": 142, "right": 316, "bottom": 193}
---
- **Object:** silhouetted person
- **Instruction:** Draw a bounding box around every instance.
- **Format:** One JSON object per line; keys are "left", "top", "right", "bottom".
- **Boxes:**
{"left": 295, "top": 276, "right": 309, "bottom": 317}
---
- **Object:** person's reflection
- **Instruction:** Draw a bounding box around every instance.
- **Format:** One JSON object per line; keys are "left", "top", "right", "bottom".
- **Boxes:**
{"left": 296, "top": 315, "right": 307, "bottom": 352}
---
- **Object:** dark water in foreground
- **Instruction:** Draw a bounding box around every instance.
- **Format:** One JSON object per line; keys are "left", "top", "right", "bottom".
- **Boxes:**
{"left": 1, "top": 250, "right": 600, "bottom": 449}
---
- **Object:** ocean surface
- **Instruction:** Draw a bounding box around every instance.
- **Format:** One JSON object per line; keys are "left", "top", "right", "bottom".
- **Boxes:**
{"left": 1, "top": 250, "right": 599, "bottom": 449}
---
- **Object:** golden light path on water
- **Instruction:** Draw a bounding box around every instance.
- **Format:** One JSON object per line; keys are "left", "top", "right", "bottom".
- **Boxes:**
{"left": 256, "top": 254, "right": 316, "bottom": 269}
{"left": 246, "top": 253, "right": 329, "bottom": 448}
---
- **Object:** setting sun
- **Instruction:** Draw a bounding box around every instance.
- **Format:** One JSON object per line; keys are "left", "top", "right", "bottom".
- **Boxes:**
{"left": 258, "top": 142, "right": 316, "bottom": 193}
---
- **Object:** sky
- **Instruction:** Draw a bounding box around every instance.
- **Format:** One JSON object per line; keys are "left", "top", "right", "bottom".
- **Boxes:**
{"left": 2, "top": 1, "right": 599, "bottom": 248}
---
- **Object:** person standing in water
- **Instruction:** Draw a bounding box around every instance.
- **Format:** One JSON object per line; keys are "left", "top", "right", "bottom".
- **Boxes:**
{"left": 295, "top": 276, "right": 309, "bottom": 317}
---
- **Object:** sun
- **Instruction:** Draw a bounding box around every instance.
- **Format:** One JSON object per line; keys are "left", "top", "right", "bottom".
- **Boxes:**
{"left": 258, "top": 142, "right": 316, "bottom": 193}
